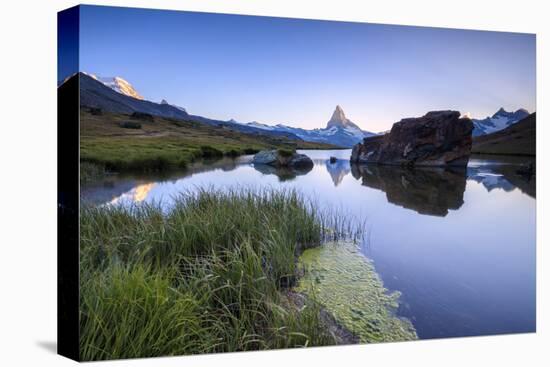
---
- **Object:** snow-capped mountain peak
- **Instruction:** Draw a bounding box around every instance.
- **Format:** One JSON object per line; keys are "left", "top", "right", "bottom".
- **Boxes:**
{"left": 83, "top": 72, "right": 144, "bottom": 100}
{"left": 237, "top": 105, "right": 374, "bottom": 147}
{"left": 493, "top": 107, "right": 508, "bottom": 117}
{"left": 492, "top": 107, "right": 529, "bottom": 120}
{"left": 472, "top": 107, "right": 530, "bottom": 136}
{"left": 326, "top": 105, "right": 361, "bottom": 130}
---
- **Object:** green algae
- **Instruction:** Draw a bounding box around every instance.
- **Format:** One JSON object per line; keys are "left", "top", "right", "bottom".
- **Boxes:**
{"left": 295, "top": 242, "right": 417, "bottom": 343}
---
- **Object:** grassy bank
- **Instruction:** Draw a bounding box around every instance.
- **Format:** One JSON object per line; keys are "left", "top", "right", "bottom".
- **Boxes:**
{"left": 80, "top": 189, "right": 354, "bottom": 360}
{"left": 80, "top": 110, "right": 336, "bottom": 173}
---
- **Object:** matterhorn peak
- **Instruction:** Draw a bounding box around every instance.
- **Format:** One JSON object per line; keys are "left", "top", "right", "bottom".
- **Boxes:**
{"left": 326, "top": 105, "right": 360, "bottom": 130}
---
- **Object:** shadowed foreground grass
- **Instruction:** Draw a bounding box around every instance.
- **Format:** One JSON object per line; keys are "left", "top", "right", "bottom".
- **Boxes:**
{"left": 80, "top": 188, "right": 358, "bottom": 361}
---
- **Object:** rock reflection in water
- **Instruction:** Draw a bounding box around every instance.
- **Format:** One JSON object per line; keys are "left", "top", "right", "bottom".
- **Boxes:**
{"left": 252, "top": 163, "right": 312, "bottom": 182}
{"left": 351, "top": 164, "right": 467, "bottom": 217}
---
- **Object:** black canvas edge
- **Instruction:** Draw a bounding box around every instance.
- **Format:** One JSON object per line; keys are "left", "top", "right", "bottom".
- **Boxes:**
{"left": 57, "top": 5, "right": 81, "bottom": 362}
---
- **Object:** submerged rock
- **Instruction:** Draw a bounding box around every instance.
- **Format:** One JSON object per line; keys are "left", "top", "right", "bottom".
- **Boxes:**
{"left": 252, "top": 149, "right": 313, "bottom": 168}
{"left": 351, "top": 111, "right": 473, "bottom": 167}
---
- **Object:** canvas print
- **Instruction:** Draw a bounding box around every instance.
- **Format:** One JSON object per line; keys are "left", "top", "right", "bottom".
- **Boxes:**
{"left": 58, "top": 5, "right": 536, "bottom": 361}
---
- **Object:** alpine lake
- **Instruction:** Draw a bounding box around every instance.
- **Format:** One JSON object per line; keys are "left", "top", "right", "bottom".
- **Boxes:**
{"left": 81, "top": 149, "right": 536, "bottom": 340}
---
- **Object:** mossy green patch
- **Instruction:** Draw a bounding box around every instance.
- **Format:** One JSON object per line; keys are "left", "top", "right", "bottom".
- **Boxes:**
{"left": 295, "top": 242, "right": 417, "bottom": 343}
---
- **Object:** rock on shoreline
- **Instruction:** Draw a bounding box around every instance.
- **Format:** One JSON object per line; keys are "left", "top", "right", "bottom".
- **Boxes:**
{"left": 351, "top": 111, "right": 474, "bottom": 167}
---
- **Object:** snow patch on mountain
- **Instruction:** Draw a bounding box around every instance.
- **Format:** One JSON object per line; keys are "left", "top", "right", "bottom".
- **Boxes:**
{"left": 83, "top": 72, "right": 144, "bottom": 100}
{"left": 236, "top": 105, "right": 375, "bottom": 147}
{"left": 246, "top": 121, "right": 277, "bottom": 131}
{"left": 472, "top": 108, "right": 530, "bottom": 136}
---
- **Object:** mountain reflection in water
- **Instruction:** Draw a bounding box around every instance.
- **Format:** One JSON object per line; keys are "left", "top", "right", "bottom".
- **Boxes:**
{"left": 468, "top": 159, "right": 536, "bottom": 198}
{"left": 325, "top": 159, "right": 351, "bottom": 186}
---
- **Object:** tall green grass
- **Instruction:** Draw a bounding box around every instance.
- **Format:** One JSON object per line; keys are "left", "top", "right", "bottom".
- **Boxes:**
{"left": 80, "top": 188, "right": 359, "bottom": 361}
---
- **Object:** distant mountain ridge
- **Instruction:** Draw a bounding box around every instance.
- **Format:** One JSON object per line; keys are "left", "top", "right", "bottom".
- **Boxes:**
{"left": 75, "top": 72, "right": 305, "bottom": 141}
{"left": 472, "top": 107, "right": 529, "bottom": 136}
{"left": 239, "top": 105, "right": 376, "bottom": 147}
{"left": 65, "top": 72, "right": 528, "bottom": 148}
{"left": 73, "top": 70, "right": 373, "bottom": 147}
{"left": 161, "top": 99, "right": 187, "bottom": 113}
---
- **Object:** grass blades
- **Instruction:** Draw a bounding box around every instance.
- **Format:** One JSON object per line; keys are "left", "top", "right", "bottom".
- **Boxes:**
{"left": 79, "top": 188, "right": 358, "bottom": 360}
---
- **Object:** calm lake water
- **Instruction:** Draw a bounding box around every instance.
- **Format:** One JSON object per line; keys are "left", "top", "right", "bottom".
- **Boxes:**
{"left": 81, "top": 150, "right": 536, "bottom": 339}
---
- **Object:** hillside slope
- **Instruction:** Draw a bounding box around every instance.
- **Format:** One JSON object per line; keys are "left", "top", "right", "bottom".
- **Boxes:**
{"left": 80, "top": 109, "right": 335, "bottom": 171}
{"left": 73, "top": 72, "right": 304, "bottom": 141}
{"left": 472, "top": 113, "right": 535, "bottom": 156}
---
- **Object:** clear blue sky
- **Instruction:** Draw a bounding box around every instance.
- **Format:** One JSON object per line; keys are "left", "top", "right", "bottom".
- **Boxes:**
{"left": 76, "top": 5, "right": 536, "bottom": 132}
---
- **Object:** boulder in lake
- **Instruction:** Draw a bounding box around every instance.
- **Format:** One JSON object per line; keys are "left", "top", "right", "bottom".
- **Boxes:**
{"left": 351, "top": 111, "right": 473, "bottom": 167}
{"left": 252, "top": 149, "right": 313, "bottom": 168}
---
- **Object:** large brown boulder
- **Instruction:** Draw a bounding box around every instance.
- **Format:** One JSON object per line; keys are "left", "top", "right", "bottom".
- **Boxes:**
{"left": 351, "top": 111, "right": 473, "bottom": 167}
